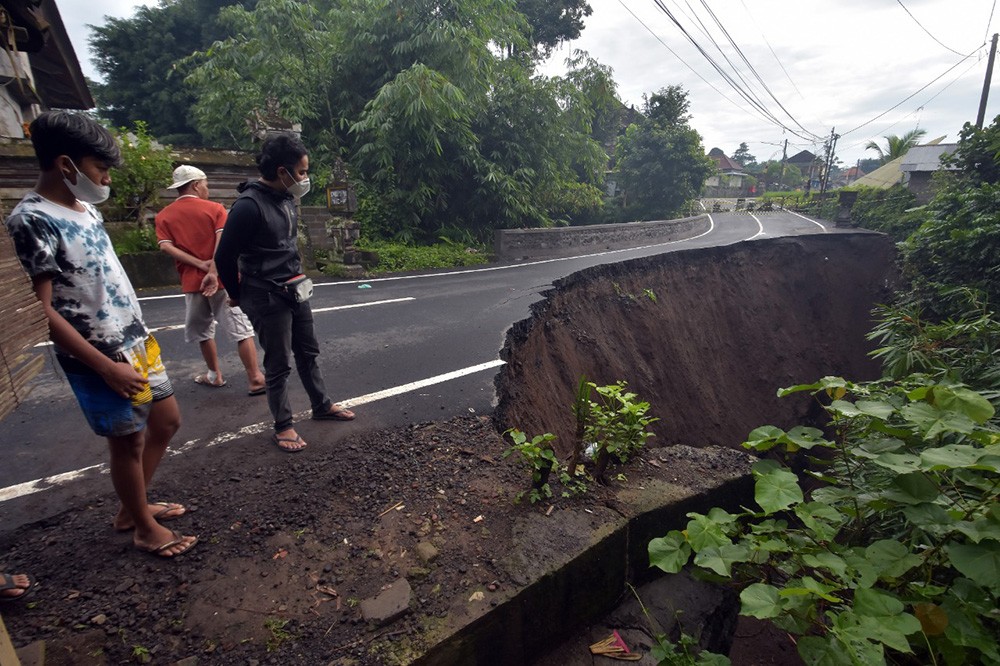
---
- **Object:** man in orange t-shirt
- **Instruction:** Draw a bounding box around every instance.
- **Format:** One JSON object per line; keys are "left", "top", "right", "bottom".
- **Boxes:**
{"left": 155, "top": 165, "right": 265, "bottom": 395}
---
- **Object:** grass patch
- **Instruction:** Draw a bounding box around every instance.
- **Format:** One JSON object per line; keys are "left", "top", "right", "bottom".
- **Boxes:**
{"left": 355, "top": 239, "right": 492, "bottom": 273}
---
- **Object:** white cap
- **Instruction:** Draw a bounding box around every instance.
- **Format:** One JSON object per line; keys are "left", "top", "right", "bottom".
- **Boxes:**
{"left": 167, "top": 165, "right": 207, "bottom": 189}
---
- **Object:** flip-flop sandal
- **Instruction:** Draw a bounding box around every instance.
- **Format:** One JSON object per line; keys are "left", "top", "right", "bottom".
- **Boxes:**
{"left": 136, "top": 530, "right": 198, "bottom": 558}
{"left": 0, "top": 572, "right": 35, "bottom": 603}
{"left": 272, "top": 434, "right": 306, "bottom": 453}
{"left": 114, "top": 501, "right": 187, "bottom": 531}
{"left": 247, "top": 387, "right": 266, "bottom": 396}
{"left": 312, "top": 406, "right": 355, "bottom": 421}
{"left": 194, "top": 374, "right": 227, "bottom": 388}
{"left": 151, "top": 501, "right": 186, "bottom": 522}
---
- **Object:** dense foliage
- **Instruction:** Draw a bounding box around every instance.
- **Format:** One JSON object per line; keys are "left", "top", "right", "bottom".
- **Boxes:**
{"left": 845, "top": 185, "right": 928, "bottom": 242}
{"left": 107, "top": 122, "right": 174, "bottom": 222}
{"left": 901, "top": 116, "right": 1000, "bottom": 319}
{"left": 615, "top": 87, "right": 715, "bottom": 221}
{"left": 90, "top": 0, "right": 250, "bottom": 145}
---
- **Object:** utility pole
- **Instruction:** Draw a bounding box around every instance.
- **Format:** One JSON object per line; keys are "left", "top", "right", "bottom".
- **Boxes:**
{"left": 977, "top": 33, "right": 998, "bottom": 128}
{"left": 820, "top": 127, "right": 837, "bottom": 196}
{"left": 779, "top": 139, "right": 788, "bottom": 189}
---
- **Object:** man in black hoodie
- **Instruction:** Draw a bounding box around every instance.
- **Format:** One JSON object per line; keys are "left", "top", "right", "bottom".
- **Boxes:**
{"left": 215, "top": 132, "right": 355, "bottom": 452}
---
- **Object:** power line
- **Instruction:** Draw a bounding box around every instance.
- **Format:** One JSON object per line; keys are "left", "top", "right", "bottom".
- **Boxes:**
{"left": 896, "top": 0, "right": 964, "bottom": 56}
{"left": 841, "top": 55, "right": 983, "bottom": 154}
{"left": 841, "top": 45, "right": 984, "bottom": 138}
{"left": 988, "top": 0, "right": 998, "bottom": 44}
{"left": 648, "top": 0, "right": 822, "bottom": 141}
{"left": 612, "top": 0, "right": 796, "bottom": 132}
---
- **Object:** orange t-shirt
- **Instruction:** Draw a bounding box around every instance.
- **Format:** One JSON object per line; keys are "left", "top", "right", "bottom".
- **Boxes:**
{"left": 154, "top": 196, "right": 228, "bottom": 293}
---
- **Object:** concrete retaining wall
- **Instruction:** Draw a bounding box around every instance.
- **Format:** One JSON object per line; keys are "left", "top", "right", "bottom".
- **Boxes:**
{"left": 494, "top": 215, "right": 710, "bottom": 261}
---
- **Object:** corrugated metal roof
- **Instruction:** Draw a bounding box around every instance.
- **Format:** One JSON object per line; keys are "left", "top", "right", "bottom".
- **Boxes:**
{"left": 900, "top": 144, "right": 958, "bottom": 173}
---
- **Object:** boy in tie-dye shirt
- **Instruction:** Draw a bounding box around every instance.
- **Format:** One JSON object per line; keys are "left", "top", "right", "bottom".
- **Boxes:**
{"left": 5, "top": 111, "right": 197, "bottom": 558}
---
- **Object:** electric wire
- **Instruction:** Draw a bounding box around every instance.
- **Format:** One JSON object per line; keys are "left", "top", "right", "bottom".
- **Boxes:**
{"left": 694, "top": 0, "right": 820, "bottom": 140}
{"left": 896, "top": 0, "right": 964, "bottom": 56}
{"left": 841, "top": 55, "right": 983, "bottom": 154}
{"left": 648, "top": 0, "right": 821, "bottom": 141}
{"left": 841, "top": 45, "right": 984, "bottom": 138}
{"left": 612, "top": 0, "right": 790, "bottom": 131}
{"left": 987, "top": 0, "right": 997, "bottom": 43}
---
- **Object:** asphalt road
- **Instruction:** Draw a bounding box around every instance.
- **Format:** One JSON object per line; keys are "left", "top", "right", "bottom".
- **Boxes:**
{"left": 1, "top": 207, "right": 833, "bottom": 524}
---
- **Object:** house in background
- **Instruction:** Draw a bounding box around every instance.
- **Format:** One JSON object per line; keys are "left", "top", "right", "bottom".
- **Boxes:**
{"left": 704, "top": 148, "right": 747, "bottom": 196}
{"left": 0, "top": 0, "right": 93, "bottom": 137}
{"left": 847, "top": 137, "right": 953, "bottom": 203}
{"left": 899, "top": 143, "right": 958, "bottom": 203}
{"left": 832, "top": 165, "right": 866, "bottom": 189}
{"left": 786, "top": 150, "right": 823, "bottom": 190}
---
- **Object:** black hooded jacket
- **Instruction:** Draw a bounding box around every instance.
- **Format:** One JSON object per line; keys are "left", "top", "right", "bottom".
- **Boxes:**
{"left": 215, "top": 180, "right": 302, "bottom": 301}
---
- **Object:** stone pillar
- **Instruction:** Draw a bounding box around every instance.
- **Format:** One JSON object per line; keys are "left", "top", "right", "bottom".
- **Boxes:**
{"left": 835, "top": 190, "right": 859, "bottom": 228}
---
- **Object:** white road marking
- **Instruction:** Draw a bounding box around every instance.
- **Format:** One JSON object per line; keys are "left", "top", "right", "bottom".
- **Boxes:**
{"left": 0, "top": 360, "right": 506, "bottom": 503}
{"left": 136, "top": 225, "right": 720, "bottom": 301}
{"left": 784, "top": 209, "right": 828, "bottom": 232}
{"left": 748, "top": 214, "right": 766, "bottom": 239}
{"left": 312, "top": 297, "right": 415, "bottom": 313}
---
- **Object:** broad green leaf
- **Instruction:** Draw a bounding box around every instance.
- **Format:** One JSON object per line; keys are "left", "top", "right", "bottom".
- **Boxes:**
{"left": 920, "top": 445, "right": 987, "bottom": 470}
{"left": 801, "top": 551, "right": 850, "bottom": 582}
{"left": 942, "top": 594, "right": 1000, "bottom": 661}
{"left": 865, "top": 540, "right": 921, "bottom": 579}
{"left": 740, "top": 583, "right": 783, "bottom": 619}
{"left": 693, "top": 544, "right": 750, "bottom": 576}
{"left": 797, "top": 636, "right": 856, "bottom": 666}
{"left": 754, "top": 467, "right": 803, "bottom": 513}
{"left": 931, "top": 386, "right": 995, "bottom": 423}
{"left": 779, "top": 576, "right": 841, "bottom": 602}
{"left": 705, "top": 507, "right": 738, "bottom": 526}
{"left": 853, "top": 437, "right": 906, "bottom": 455}
{"left": 885, "top": 472, "right": 941, "bottom": 504}
{"left": 844, "top": 551, "right": 878, "bottom": 588}
{"left": 795, "top": 502, "right": 844, "bottom": 542}
{"left": 858, "top": 614, "right": 919, "bottom": 654}
{"left": 946, "top": 540, "right": 1000, "bottom": 593}
{"left": 829, "top": 399, "right": 864, "bottom": 417}
{"left": 871, "top": 452, "right": 921, "bottom": 474}
{"left": 686, "top": 514, "right": 731, "bottom": 551}
{"left": 854, "top": 399, "right": 896, "bottom": 419}
{"left": 696, "top": 654, "right": 731, "bottom": 666}
{"left": 902, "top": 402, "right": 976, "bottom": 439}
{"left": 969, "top": 454, "right": 1000, "bottom": 473}
{"left": 648, "top": 532, "right": 690, "bottom": 573}
{"left": 745, "top": 425, "right": 784, "bottom": 451}
{"left": 902, "top": 503, "right": 954, "bottom": 537}
{"left": 783, "top": 426, "right": 831, "bottom": 450}
{"left": 953, "top": 519, "right": 1000, "bottom": 544}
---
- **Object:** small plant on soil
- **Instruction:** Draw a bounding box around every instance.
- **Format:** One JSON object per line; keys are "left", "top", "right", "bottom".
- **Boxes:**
{"left": 131, "top": 644, "right": 151, "bottom": 664}
{"left": 265, "top": 618, "right": 298, "bottom": 651}
{"left": 502, "top": 429, "right": 559, "bottom": 504}
{"left": 648, "top": 375, "right": 1000, "bottom": 665}
{"left": 585, "top": 380, "right": 658, "bottom": 482}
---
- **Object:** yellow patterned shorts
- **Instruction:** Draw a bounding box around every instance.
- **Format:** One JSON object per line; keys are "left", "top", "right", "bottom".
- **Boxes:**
{"left": 58, "top": 335, "right": 174, "bottom": 438}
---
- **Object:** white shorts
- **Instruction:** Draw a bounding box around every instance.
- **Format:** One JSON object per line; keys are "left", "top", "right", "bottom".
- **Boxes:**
{"left": 184, "top": 290, "right": 255, "bottom": 344}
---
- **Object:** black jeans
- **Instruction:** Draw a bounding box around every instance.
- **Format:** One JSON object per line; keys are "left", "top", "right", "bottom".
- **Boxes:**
{"left": 239, "top": 285, "right": 332, "bottom": 432}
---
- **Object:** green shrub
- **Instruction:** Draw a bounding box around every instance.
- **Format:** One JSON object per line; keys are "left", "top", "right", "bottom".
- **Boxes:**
{"left": 108, "top": 226, "right": 159, "bottom": 255}
{"left": 849, "top": 185, "right": 928, "bottom": 241}
{"left": 353, "top": 239, "right": 492, "bottom": 273}
{"left": 107, "top": 121, "right": 173, "bottom": 222}
{"left": 650, "top": 375, "right": 1000, "bottom": 665}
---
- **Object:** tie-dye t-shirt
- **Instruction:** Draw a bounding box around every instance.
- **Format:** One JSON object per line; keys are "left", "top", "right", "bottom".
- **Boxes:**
{"left": 5, "top": 192, "right": 148, "bottom": 356}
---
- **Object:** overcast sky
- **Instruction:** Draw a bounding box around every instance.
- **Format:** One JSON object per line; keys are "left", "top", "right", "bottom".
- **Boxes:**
{"left": 59, "top": 0, "right": 997, "bottom": 167}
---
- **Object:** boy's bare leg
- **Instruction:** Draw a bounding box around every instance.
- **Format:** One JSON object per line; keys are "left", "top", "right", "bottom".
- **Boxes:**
{"left": 112, "top": 396, "right": 184, "bottom": 530}
{"left": 107, "top": 425, "right": 193, "bottom": 555}
{"left": 198, "top": 338, "right": 224, "bottom": 384}
{"left": 237, "top": 337, "right": 266, "bottom": 391}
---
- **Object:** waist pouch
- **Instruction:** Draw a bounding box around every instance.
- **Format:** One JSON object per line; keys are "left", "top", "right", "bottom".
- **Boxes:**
{"left": 244, "top": 274, "right": 314, "bottom": 303}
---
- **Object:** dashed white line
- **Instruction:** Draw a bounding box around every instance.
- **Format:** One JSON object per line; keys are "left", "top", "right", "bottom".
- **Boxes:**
{"left": 0, "top": 359, "right": 506, "bottom": 503}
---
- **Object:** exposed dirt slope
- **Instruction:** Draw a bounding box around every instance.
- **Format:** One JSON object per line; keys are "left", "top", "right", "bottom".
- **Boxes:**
{"left": 496, "top": 233, "right": 898, "bottom": 458}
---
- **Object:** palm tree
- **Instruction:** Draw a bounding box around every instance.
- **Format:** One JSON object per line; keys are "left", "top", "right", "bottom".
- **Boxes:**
{"left": 865, "top": 128, "right": 928, "bottom": 164}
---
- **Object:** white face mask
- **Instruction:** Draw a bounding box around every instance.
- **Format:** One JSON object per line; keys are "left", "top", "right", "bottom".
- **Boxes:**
{"left": 62, "top": 160, "right": 110, "bottom": 204}
{"left": 281, "top": 169, "right": 311, "bottom": 199}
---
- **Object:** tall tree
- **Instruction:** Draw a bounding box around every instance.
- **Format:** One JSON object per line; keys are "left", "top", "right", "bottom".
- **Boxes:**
{"left": 732, "top": 142, "right": 758, "bottom": 170}
{"left": 614, "top": 86, "right": 714, "bottom": 221}
{"left": 89, "top": 0, "right": 248, "bottom": 145}
{"left": 515, "top": 0, "right": 592, "bottom": 55}
{"left": 186, "top": 0, "right": 607, "bottom": 241}
{"left": 864, "top": 128, "right": 927, "bottom": 164}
